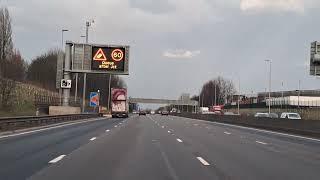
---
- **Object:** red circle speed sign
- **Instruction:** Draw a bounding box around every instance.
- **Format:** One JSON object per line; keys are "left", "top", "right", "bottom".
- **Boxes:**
{"left": 111, "top": 49, "right": 124, "bottom": 62}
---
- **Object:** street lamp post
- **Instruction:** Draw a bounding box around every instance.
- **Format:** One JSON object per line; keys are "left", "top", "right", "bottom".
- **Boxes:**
{"left": 97, "top": 89, "right": 101, "bottom": 114}
{"left": 265, "top": 60, "right": 272, "bottom": 114}
{"left": 198, "top": 89, "right": 201, "bottom": 113}
{"left": 61, "top": 29, "right": 69, "bottom": 48}
{"left": 82, "top": 20, "right": 94, "bottom": 113}
{"left": 281, "top": 81, "right": 284, "bottom": 109}
{"left": 238, "top": 77, "right": 240, "bottom": 115}
{"left": 298, "top": 80, "right": 301, "bottom": 108}
{"left": 80, "top": 35, "right": 86, "bottom": 42}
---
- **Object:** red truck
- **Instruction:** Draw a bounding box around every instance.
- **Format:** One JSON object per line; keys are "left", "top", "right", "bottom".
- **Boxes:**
{"left": 111, "top": 88, "right": 129, "bottom": 118}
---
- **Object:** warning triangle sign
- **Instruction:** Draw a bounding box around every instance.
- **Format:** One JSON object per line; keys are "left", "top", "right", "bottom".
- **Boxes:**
{"left": 93, "top": 48, "right": 107, "bottom": 61}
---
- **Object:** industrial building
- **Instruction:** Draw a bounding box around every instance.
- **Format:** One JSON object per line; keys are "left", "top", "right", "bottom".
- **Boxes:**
{"left": 228, "top": 90, "right": 320, "bottom": 108}
{"left": 259, "top": 90, "right": 320, "bottom": 107}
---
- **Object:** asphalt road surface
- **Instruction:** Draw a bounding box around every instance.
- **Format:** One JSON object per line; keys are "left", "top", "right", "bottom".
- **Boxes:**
{"left": 0, "top": 115, "right": 319, "bottom": 180}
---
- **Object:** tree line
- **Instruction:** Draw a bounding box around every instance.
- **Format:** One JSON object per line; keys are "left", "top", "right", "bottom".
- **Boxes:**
{"left": 0, "top": 7, "right": 125, "bottom": 110}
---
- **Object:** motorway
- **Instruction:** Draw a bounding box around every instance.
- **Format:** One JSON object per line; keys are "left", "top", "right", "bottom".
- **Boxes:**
{"left": 0, "top": 115, "right": 319, "bottom": 180}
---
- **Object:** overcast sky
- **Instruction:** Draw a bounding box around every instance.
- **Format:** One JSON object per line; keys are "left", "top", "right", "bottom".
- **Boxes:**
{"left": 2, "top": 0, "right": 320, "bottom": 101}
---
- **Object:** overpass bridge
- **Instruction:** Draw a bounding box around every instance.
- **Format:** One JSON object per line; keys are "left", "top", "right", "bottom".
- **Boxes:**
{"left": 128, "top": 97, "right": 198, "bottom": 112}
{"left": 128, "top": 98, "right": 198, "bottom": 106}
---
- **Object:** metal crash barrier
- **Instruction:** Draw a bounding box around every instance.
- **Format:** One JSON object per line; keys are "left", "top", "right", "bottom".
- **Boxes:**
{"left": 0, "top": 114, "right": 100, "bottom": 132}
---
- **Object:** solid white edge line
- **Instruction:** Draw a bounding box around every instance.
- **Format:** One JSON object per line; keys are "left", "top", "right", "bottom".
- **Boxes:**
{"left": 49, "top": 155, "right": 66, "bottom": 164}
{"left": 90, "top": 137, "right": 96, "bottom": 141}
{"left": 0, "top": 118, "right": 105, "bottom": 139}
{"left": 176, "top": 138, "right": 183, "bottom": 143}
{"left": 256, "top": 141, "right": 268, "bottom": 145}
{"left": 186, "top": 118, "right": 320, "bottom": 142}
{"left": 197, "top": 157, "right": 210, "bottom": 166}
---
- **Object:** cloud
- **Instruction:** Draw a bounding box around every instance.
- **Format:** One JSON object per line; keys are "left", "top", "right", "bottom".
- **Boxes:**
{"left": 240, "top": 0, "right": 305, "bottom": 13}
{"left": 6, "top": 0, "right": 220, "bottom": 34}
{"left": 163, "top": 49, "right": 200, "bottom": 59}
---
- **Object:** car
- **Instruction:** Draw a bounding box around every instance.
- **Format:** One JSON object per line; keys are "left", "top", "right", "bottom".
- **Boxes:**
{"left": 213, "top": 111, "right": 223, "bottom": 115}
{"left": 268, "top": 113, "right": 279, "bottom": 118}
{"left": 254, "top": 112, "right": 279, "bottom": 118}
{"left": 161, "top": 110, "right": 169, "bottom": 116}
{"left": 139, "top": 111, "right": 146, "bottom": 116}
{"left": 224, "top": 112, "right": 237, "bottom": 116}
{"left": 150, "top": 111, "right": 155, "bottom": 115}
{"left": 254, "top": 112, "right": 270, "bottom": 118}
{"left": 280, "top": 112, "right": 302, "bottom": 120}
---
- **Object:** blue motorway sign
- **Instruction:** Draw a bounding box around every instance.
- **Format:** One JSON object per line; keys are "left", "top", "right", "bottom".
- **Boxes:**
{"left": 90, "top": 92, "right": 99, "bottom": 107}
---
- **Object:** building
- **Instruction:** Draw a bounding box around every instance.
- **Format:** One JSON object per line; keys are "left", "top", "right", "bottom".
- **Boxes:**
{"left": 259, "top": 90, "right": 320, "bottom": 107}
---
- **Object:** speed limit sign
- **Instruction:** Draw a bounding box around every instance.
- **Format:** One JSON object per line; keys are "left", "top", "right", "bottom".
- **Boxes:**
{"left": 111, "top": 49, "right": 124, "bottom": 61}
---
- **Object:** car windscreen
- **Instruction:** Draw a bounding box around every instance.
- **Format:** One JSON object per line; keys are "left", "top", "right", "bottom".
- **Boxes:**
{"left": 288, "top": 114, "right": 300, "bottom": 118}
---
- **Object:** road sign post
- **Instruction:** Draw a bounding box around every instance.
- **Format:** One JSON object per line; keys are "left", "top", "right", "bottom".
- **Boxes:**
{"left": 81, "top": 73, "right": 86, "bottom": 112}
{"left": 57, "top": 41, "right": 129, "bottom": 111}
{"left": 90, "top": 92, "right": 99, "bottom": 108}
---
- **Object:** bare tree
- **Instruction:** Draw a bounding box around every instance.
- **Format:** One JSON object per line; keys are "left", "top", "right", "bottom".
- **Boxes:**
{"left": 2, "top": 49, "right": 27, "bottom": 81}
{"left": 0, "top": 78, "right": 16, "bottom": 109}
{"left": 0, "top": 7, "right": 13, "bottom": 76}
{"left": 27, "top": 49, "right": 60, "bottom": 90}
{"left": 199, "top": 76, "right": 236, "bottom": 107}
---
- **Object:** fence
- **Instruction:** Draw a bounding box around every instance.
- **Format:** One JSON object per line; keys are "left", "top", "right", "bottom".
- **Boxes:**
{"left": 34, "top": 94, "right": 81, "bottom": 107}
{"left": 225, "top": 107, "right": 320, "bottom": 121}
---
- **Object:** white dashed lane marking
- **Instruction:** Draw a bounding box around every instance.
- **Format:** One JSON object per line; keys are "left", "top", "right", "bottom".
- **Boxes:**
{"left": 176, "top": 139, "right": 183, "bottom": 143}
{"left": 49, "top": 155, "right": 66, "bottom": 164}
{"left": 224, "top": 132, "right": 231, "bottom": 135}
{"left": 197, "top": 157, "right": 210, "bottom": 166}
{"left": 106, "top": 129, "right": 110, "bottom": 132}
{"left": 90, "top": 137, "right": 97, "bottom": 141}
{"left": 256, "top": 141, "right": 268, "bottom": 145}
